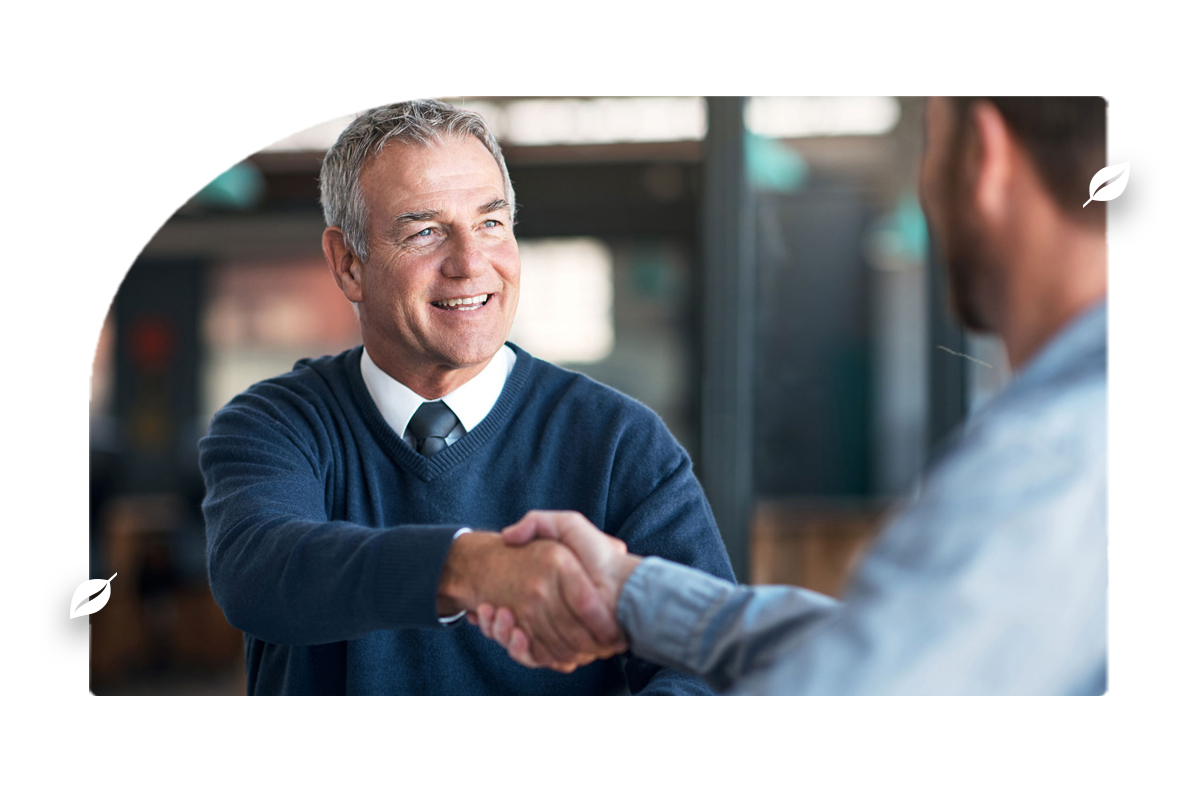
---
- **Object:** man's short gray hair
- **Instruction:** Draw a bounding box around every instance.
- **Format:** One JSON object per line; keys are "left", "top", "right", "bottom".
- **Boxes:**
{"left": 319, "top": 99, "right": 516, "bottom": 264}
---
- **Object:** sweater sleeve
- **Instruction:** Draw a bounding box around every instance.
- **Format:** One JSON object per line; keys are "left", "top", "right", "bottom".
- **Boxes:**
{"left": 198, "top": 388, "right": 461, "bottom": 646}
{"left": 601, "top": 410, "right": 738, "bottom": 696}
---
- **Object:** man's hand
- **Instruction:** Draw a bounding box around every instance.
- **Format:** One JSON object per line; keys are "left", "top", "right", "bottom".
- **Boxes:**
{"left": 473, "top": 511, "right": 643, "bottom": 669}
{"left": 437, "top": 531, "right": 624, "bottom": 672}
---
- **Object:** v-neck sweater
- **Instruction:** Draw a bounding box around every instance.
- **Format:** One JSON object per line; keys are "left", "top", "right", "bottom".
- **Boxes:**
{"left": 199, "top": 343, "right": 734, "bottom": 694}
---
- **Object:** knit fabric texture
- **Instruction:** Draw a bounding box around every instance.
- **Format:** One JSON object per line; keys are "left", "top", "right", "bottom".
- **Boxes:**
{"left": 199, "top": 343, "right": 735, "bottom": 694}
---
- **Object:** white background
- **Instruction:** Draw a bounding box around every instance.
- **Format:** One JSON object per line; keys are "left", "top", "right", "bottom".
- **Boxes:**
{"left": 1, "top": 1, "right": 1195, "bottom": 796}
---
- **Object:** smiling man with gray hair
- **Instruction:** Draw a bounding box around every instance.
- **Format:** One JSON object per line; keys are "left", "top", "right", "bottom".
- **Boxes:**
{"left": 198, "top": 99, "right": 734, "bottom": 695}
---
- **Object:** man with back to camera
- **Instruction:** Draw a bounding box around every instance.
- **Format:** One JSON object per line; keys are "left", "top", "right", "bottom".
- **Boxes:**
{"left": 198, "top": 99, "right": 735, "bottom": 694}
{"left": 478, "top": 96, "right": 1109, "bottom": 695}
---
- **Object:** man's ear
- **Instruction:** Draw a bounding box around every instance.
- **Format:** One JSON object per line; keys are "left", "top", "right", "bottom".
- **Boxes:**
{"left": 322, "top": 226, "right": 365, "bottom": 303}
{"left": 968, "top": 100, "right": 1017, "bottom": 228}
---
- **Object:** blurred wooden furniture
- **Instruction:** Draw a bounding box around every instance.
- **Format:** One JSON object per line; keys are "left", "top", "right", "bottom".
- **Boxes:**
{"left": 91, "top": 494, "right": 244, "bottom": 694}
{"left": 750, "top": 498, "right": 889, "bottom": 597}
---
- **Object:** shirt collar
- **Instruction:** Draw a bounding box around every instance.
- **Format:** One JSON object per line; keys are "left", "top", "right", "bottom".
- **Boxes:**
{"left": 359, "top": 344, "right": 516, "bottom": 440}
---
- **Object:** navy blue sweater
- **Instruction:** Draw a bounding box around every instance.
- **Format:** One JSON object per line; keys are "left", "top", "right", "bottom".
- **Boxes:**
{"left": 199, "top": 343, "right": 734, "bottom": 694}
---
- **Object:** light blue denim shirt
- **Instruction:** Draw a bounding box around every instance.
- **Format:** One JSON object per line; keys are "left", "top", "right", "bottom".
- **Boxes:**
{"left": 619, "top": 301, "right": 1107, "bottom": 694}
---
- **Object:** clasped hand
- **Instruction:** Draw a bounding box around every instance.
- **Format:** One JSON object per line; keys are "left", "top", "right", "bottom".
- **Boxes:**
{"left": 457, "top": 511, "right": 640, "bottom": 673}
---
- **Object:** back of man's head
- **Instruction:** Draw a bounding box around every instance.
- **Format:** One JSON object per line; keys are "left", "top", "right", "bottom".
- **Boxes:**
{"left": 949, "top": 96, "right": 1107, "bottom": 230}
{"left": 320, "top": 99, "right": 516, "bottom": 265}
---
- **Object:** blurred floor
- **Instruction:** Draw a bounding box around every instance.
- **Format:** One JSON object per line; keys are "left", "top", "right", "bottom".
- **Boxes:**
{"left": 93, "top": 659, "right": 245, "bottom": 696}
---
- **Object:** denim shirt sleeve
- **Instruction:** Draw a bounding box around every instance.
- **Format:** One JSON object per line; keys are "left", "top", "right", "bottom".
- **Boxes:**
{"left": 617, "top": 557, "right": 840, "bottom": 693}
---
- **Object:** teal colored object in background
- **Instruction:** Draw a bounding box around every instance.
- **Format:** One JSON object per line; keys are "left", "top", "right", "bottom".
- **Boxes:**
{"left": 866, "top": 191, "right": 929, "bottom": 266}
{"left": 745, "top": 133, "right": 808, "bottom": 193}
{"left": 194, "top": 162, "right": 266, "bottom": 210}
{"left": 893, "top": 192, "right": 928, "bottom": 262}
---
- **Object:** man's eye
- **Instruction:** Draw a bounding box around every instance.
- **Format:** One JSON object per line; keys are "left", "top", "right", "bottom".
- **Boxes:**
{"left": 415, "top": 228, "right": 434, "bottom": 237}
{"left": 483, "top": 220, "right": 499, "bottom": 228}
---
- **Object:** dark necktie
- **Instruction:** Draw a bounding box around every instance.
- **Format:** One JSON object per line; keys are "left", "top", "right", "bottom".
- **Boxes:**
{"left": 406, "top": 401, "right": 460, "bottom": 457}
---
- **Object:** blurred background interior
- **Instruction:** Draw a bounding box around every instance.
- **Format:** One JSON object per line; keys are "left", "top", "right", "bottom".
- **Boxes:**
{"left": 89, "top": 96, "right": 1012, "bottom": 694}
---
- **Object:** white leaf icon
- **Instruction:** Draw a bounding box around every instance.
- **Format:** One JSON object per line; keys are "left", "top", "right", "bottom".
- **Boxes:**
{"left": 1083, "top": 162, "right": 1129, "bottom": 207}
{"left": 70, "top": 573, "right": 117, "bottom": 619}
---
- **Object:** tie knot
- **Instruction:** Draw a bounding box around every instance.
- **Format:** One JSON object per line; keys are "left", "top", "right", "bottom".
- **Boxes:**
{"left": 407, "top": 401, "right": 460, "bottom": 456}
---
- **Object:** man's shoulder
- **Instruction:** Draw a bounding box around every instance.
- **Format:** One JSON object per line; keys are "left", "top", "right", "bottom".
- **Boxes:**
{"left": 972, "top": 358, "right": 1106, "bottom": 462}
{"left": 515, "top": 348, "right": 687, "bottom": 466}
{"left": 973, "top": 306, "right": 1107, "bottom": 457}
{"left": 522, "top": 350, "right": 668, "bottom": 429}
{"left": 923, "top": 363, "right": 1106, "bottom": 515}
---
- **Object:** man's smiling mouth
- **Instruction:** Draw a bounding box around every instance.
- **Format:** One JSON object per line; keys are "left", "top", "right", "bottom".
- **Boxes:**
{"left": 431, "top": 293, "right": 492, "bottom": 311}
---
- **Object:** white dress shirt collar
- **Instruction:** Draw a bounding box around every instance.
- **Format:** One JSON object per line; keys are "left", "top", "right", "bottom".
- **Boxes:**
{"left": 359, "top": 344, "right": 516, "bottom": 444}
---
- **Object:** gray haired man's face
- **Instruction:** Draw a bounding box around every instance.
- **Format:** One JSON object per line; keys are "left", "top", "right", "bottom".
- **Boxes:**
{"left": 354, "top": 136, "right": 520, "bottom": 374}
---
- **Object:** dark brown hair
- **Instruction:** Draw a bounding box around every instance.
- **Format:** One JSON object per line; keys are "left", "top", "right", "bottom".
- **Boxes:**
{"left": 950, "top": 97, "right": 1107, "bottom": 227}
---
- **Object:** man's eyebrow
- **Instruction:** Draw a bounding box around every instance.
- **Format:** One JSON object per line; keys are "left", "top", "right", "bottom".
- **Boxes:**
{"left": 390, "top": 209, "right": 438, "bottom": 227}
{"left": 478, "top": 198, "right": 508, "bottom": 215}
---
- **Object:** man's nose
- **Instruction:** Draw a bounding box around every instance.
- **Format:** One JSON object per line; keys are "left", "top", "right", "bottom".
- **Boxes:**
{"left": 441, "top": 232, "right": 489, "bottom": 279}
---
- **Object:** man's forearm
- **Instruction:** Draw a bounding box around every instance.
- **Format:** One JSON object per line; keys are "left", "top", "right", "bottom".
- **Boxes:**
{"left": 201, "top": 411, "right": 469, "bottom": 644}
{"left": 208, "top": 517, "right": 462, "bottom": 645}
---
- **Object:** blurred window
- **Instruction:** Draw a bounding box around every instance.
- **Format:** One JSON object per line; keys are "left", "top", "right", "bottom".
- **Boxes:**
{"left": 261, "top": 98, "right": 709, "bottom": 152}
{"left": 746, "top": 97, "right": 901, "bottom": 138}
{"left": 509, "top": 238, "right": 614, "bottom": 364}
{"left": 465, "top": 98, "right": 706, "bottom": 145}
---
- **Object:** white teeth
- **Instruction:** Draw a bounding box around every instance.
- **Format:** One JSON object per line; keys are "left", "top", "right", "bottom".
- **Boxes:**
{"left": 434, "top": 294, "right": 489, "bottom": 309}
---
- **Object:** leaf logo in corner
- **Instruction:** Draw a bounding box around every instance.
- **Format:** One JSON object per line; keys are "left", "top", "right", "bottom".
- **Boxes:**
{"left": 1083, "top": 162, "right": 1130, "bottom": 207}
{"left": 70, "top": 573, "right": 117, "bottom": 619}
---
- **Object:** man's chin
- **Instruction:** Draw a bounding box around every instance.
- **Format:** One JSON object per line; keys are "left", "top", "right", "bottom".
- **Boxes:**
{"left": 431, "top": 338, "right": 507, "bottom": 372}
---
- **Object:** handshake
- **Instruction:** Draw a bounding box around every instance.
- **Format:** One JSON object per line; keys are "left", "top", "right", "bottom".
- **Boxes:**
{"left": 436, "top": 511, "right": 642, "bottom": 672}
